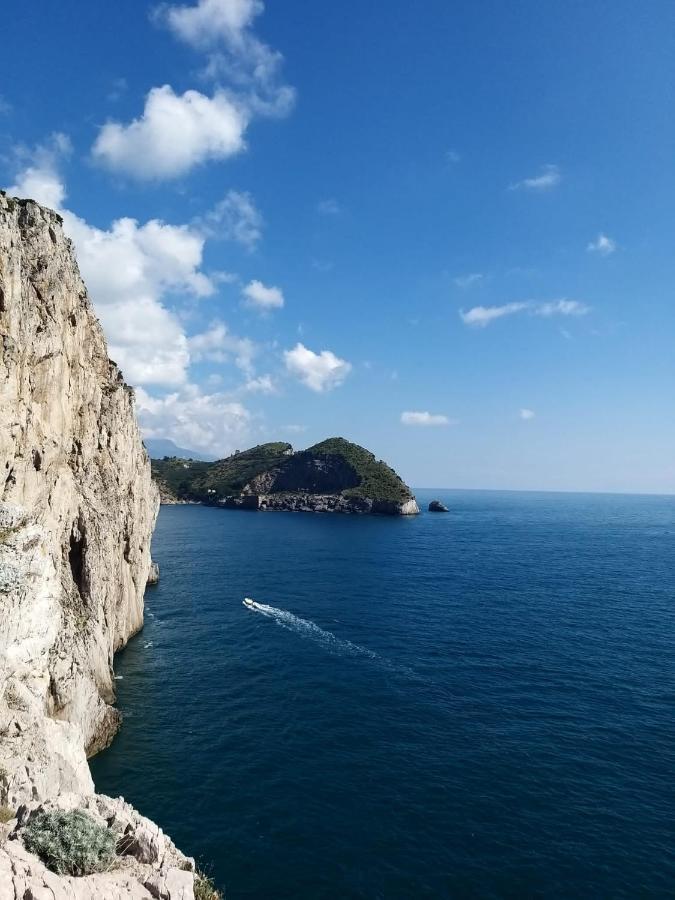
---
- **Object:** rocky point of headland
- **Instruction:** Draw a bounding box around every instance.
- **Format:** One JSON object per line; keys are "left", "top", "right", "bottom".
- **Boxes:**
{"left": 152, "top": 437, "right": 420, "bottom": 516}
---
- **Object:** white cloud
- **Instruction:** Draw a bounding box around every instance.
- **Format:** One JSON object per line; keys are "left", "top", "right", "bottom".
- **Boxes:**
{"left": 7, "top": 143, "right": 217, "bottom": 386}
{"left": 460, "top": 302, "right": 528, "bottom": 327}
{"left": 401, "top": 411, "right": 454, "bottom": 427}
{"left": 203, "top": 189, "right": 263, "bottom": 249}
{"left": 159, "top": 0, "right": 262, "bottom": 45}
{"left": 7, "top": 133, "right": 71, "bottom": 209}
{"left": 317, "top": 198, "right": 341, "bottom": 216}
{"left": 461, "top": 299, "right": 589, "bottom": 327}
{"left": 93, "top": 0, "right": 294, "bottom": 180}
{"left": 519, "top": 408, "right": 536, "bottom": 421}
{"left": 453, "top": 273, "right": 483, "bottom": 288}
{"left": 0, "top": 95, "right": 12, "bottom": 115}
{"left": 8, "top": 164, "right": 66, "bottom": 211}
{"left": 242, "top": 279, "right": 284, "bottom": 310}
{"left": 156, "top": 0, "right": 295, "bottom": 118}
{"left": 92, "top": 85, "right": 249, "bottom": 179}
{"left": 188, "top": 320, "right": 256, "bottom": 373}
{"left": 587, "top": 233, "right": 617, "bottom": 256}
{"left": 509, "top": 164, "right": 561, "bottom": 192}
{"left": 6, "top": 142, "right": 278, "bottom": 454}
{"left": 284, "top": 342, "right": 351, "bottom": 392}
{"left": 136, "top": 384, "right": 252, "bottom": 456}
{"left": 283, "top": 423, "right": 307, "bottom": 434}
{"left": 63, "top": 211, "right": 214, "bottom": 385}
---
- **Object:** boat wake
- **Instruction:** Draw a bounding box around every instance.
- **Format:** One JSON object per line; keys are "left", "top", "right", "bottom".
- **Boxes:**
{"left": 243, "top": 598, "right": 381, "bottom": 663}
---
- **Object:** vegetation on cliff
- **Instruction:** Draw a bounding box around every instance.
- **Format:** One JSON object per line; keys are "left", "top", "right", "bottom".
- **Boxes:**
{"left": 150, "top": 437, "right": 413, "bottom": 505}
{"left": 303, "top": 438, "right": 412, "bottom": 503}
{"left": 151, "top": 442, "right": 292, "bottom": 502}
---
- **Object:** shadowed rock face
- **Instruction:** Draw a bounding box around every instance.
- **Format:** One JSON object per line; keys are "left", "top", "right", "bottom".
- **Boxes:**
{"left": 248, "top": 452, "right": 361, "bottom": 495}
{"left": 0, "top": 193, "right": 195, "bottom": 897}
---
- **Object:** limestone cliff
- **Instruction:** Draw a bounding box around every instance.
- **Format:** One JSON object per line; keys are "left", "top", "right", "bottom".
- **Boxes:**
{"left": 0, "top": 193, "right": 197, "bottom": 897}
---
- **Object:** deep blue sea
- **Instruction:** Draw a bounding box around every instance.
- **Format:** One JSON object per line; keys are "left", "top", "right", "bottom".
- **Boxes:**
{"left": 90, "top": 490, "right": 675, "bottom": 899}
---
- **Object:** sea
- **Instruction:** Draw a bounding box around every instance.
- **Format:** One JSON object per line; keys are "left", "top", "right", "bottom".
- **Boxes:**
{"left": 90, "top": 490, "right": 675, "bottom": 899}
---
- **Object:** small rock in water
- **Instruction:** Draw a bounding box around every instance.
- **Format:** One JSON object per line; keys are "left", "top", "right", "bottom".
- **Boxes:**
{"left": 428, "top": 500, "right": 449, "bottom": 512}
{"left": 146, "top": 561, "right": 160, "bottom": 586}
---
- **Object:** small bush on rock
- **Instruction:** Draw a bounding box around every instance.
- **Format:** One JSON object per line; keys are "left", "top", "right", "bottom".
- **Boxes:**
{"left": 194, "top": 870, "right": 223, "bottom": 900}
{"left": 0, "top": 805, "right": 14, "bottom": 824}
{"left": 22, "top": 809, "right": 116, "bottom": 876}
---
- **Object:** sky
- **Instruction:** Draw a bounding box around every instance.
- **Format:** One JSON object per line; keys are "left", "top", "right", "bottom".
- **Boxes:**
{"left": 1, "top": 0, "right": 675, "bottom": 493}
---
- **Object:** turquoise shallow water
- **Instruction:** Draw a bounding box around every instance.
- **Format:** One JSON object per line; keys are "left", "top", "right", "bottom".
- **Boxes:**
{"left": 91, "top": 490, "right": 675, "bottom": 898}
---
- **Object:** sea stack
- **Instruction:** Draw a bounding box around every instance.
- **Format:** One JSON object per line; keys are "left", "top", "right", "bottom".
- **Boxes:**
{"left": 429, "top": 500, "right": 449, "bottom": 512}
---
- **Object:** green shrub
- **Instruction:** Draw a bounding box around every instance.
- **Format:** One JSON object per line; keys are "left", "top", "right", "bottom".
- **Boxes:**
{"left": 22, "top": 809, "right": 116, "bottom": 876}
{"left": 0, "top": 805, "right": 14, "bottom": 824}
{"left": 194, "top": 870, "right": 224, "bottom": 900}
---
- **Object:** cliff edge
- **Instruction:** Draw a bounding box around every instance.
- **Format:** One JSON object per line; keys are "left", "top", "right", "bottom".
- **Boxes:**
{"left": 0, "top": 193, "right": 198, "bottom": 897}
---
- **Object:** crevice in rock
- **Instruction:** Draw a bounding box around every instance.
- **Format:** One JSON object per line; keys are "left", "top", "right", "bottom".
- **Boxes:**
{"left": 68, "top": 520, "right": 87, "bottom": 601}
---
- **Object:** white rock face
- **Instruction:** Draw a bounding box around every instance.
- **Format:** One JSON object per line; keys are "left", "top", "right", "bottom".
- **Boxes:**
{"left": 0, "top": 194, "right": 196, "bottom": 898}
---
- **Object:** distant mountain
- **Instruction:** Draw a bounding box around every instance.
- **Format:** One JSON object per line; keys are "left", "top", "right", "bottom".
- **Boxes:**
{"left": 151, "top": 437, "right": 419, "bottom": 516}
{"left": 143, "top": 437, "right": 215, "bottom": 462}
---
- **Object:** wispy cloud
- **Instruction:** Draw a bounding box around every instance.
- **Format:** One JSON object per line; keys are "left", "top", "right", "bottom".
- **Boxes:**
{"left": 453, "top": 273, "right": 484, "bottom": 289}
{"left": 509, "top": 164, "right": 561, "bottom": 192}
{"left": 534, "top": 299, "right": 589, "bottom": 318}
{"left": 460, "top": 299, "right": 589, "bottom": 327}
{"left": 401, "top": 411, "right": 455, "bottom": 427}
{"left": 311, "top": 259, "right": 334, "bottom": 272}
{"left": 446, "top": 149, "right": 461, "bottom": 164}
{"left": 188, "top": 321, "right": 256, "bottom": 374}
{"left": 317, "top": 198, "right": 341, "bottom": 216}
{"left": 519, "top": 408, "right": 536, "bottom": 421}
{"left": 201, "top": 190, "right": 263, "bottom": 250}
{"left": 587, "top": 233, "right": 617, "bottom": 256}
{"left": 460, "top": 302, "right": 528, "bottom": 327}
{"left": 243, "top": 374, "right": 276, "bottom": 394}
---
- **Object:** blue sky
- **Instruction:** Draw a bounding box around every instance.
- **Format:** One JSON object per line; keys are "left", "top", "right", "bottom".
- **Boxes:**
{"left": 2, "top": 0, "right": 674, "bottom": 492}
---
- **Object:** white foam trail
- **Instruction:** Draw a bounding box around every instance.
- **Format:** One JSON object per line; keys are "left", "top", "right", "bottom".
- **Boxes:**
{"left": 244, "top": 600, "right": 380, "bottom": 662}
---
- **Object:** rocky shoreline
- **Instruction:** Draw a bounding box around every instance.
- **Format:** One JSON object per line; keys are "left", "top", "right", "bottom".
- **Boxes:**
{"left": 221, "top": 492, "right": 420, "bottom": 515}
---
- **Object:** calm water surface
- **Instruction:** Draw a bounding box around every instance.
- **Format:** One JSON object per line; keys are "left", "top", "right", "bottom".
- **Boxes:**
{"left": 91, "top": 490, "right": 675, "bottom": 898}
